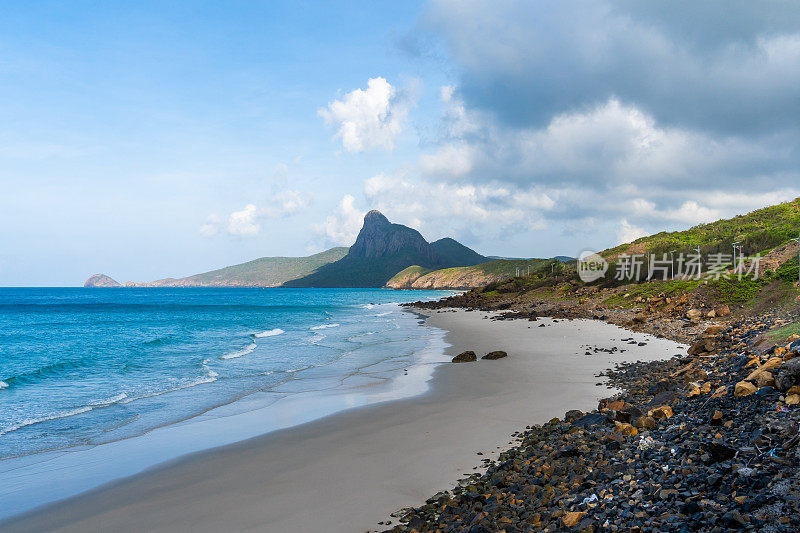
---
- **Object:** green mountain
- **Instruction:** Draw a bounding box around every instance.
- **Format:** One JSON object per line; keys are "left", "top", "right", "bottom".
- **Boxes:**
{"left": 386, "top": 258, "right": 553, "bottom": 289}
{"left": 430, "top": 237, "right": 488, "bottom": 267}
{"left": 85, "top": 247, "right": 349, "bottom": 288}
{"left": 284, "top": 211, "right": 489, "bottom": 287}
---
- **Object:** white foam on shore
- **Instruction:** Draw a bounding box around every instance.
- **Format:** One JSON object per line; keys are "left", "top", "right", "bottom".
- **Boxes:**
{"left": 0, "top": 381, "right": 8, "bottom": 390}
{"left": 254, "top": 329, "right": 284, "bottom": 338}
{"left": 221, "top": 342, "right": 257, "bottom": 360}
{"left": 310, "top": 323, "right": 339, "bottom": 330}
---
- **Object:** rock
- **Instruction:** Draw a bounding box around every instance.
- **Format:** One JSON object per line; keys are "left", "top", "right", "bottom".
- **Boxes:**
{"left": 786, "top": 394, "right": 800, "bottom": 405}
{"left": 709, "top": 410, "right": 724, "bottom": 426}
{"left": 734, "top": 380, "right": 757, "bottom": 397}
{"left": 562, "top": 511, "right": 586, "bottom": 527}
{"left": 704, "top": 324, "right": 724, "bottom": 335}
{"left": 564, "top": 409, "right": 584, "bottom": 422}
{"left": 635, "top": 416, "right": 657, "bottom": 429}
{"left": 649, "top": 405, "right": 673, "bottom": 419}
{"left": 790, "top": 339, "right": 800, "bottom": 354}
{"left": 756, "top": 371, "right": 775, "bottom": 388}
{"left": 613, "top": 421, "right": 638, "bottom": 436}
{"left": 715, "top": 304, "right": 731, "bottom": 317}
{"left": 572, "top": 413, "right": 609, "bottom": 428}
{"left": 481, "top": 350, "right": 508, "bottom": 360}
{"left": 451, "top": 350, "right": 477, "bottom": 363}
{"left": 707, "top": 310, "right": 717, "bottom": 318}
{"left": 745, "top": 356, "right": 783, "bottom": 381}
{"left": 707, "top": 442, "right": 736, "bottom": 462}
{"left": 686, "top": 308, "right": 703, "bottom": 321}
{"left": 775, "top": 357, "right": 800, "bottom": 390}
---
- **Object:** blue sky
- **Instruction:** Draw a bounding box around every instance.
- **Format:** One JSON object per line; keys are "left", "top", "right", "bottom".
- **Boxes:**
{"left": 2, "top": 1, "right": 800, "bottom": 286}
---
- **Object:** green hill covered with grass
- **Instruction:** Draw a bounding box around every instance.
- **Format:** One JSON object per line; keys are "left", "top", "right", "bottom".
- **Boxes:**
{"left": 99, "top": 247, "right": 350, "bottom": 287}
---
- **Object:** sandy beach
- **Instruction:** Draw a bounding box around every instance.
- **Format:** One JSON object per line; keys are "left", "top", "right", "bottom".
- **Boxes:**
{"left": 0, "top": 309, "right": 685, "bottom": 533}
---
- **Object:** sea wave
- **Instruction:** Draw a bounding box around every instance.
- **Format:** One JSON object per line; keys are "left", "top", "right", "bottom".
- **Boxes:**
{"left": 0, "top": 381, "right": 8, "bottom": 390}
{"left": 254, "top": 328, "right": 285, "bottom": 337}
{"left": 88, "top": 392, "right": 128, "bottom": 406}
{"left": 310, "top": 323, "right": 339, "bottom": 330}
{"left": 220, "top": 341, "right": 257, "bottom": 359}
{"left": 1, "top": 358, "right": 89, "bottom": 388}
{"left": 0, "top": 406, "right": 94, "bottom": 437}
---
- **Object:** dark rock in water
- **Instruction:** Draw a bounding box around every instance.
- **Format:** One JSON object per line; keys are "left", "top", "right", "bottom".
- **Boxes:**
{"left": 452, "top": 350, "right": 477, "bottom": 363}
{"left": 564, "top": 409, "right": 584, "bottom": 422}
{"left": 482, "top": 350, "right": 508, "bottom": 360}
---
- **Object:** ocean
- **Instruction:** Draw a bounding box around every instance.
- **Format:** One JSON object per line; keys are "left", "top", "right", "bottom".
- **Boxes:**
{"left": 0, "top": 287, "right": 453, "bottom": 461}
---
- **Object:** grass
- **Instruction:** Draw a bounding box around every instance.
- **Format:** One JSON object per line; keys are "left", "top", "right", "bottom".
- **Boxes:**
{"left": 765, "top": 322, "right": 800, "bottom": 343}
{"left": 602, "top": 279, "right": 701, "bottom": 308}
{"left": 603, "top": 197, "right": 800, "bottom": 260}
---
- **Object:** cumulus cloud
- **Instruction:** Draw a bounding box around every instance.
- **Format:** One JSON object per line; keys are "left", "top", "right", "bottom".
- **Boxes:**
{"left": 616, "top": 220, "right": 648, "bottom": 245}
{"left": 423, "top": 0, "right": 800, "bottom": 135}
{"left": 363, "top": 172, "right": 554, "bottom": 243}
{"left": 201, "top": 190, "right": 312, "bottom": 237}
{"left": 313, "top": 194, "right": 365, "bottom": 245}
{"left": 410, "top": 85, "right": 800, "bottom": 240}
{"left": 319, "top": 77, "right": 414, "bottom": 153}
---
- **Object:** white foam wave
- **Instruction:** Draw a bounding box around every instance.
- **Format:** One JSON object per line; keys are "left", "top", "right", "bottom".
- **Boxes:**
{"left": 307, "top": 333, "right": 326, "bottom": 344}
{"left": 0, "top": 380, "right": 8, "bottom": 390}
{"left": 255, "top": 328, "right": 285, "bottom": 338}
{"left": 310, "top": 323, "right": 339, "bottom": 330}
{"left": 221, "top": 341, "right": 257, "bottom": 359}
{"left": 89, "top": 392, "right": 128, "bottom": 406}
{"left": 375, "top": 311, "right": 392, "bottom": 317}
{"left": 0, "top": 406, "right": 93, "bottom": 437}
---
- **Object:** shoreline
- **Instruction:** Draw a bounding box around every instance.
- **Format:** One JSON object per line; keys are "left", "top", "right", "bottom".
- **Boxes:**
{"left": 0, "top": 309, "right": 683, "bottom": 532}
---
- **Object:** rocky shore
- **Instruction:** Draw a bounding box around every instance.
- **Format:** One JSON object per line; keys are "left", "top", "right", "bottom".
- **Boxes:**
{"left": 384, "top": 300, "right": 800, "bottom": 532}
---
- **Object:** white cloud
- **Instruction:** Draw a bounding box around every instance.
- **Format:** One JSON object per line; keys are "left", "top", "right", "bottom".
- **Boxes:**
{"left": 227, "top": 204, "right": 261, "bottom": 236}
{"left": 363, "top": 172, "right": 554, "bottom": 242}
{"left": 319, "top": 77, "right": 413, "bottom": 153}
{"left": 201, "top": 190, "right": 312, "bottom": 237}
{"left": 616, "top": 220, "right": 648, "bottom": 245}
{"left": 199, "top": 214, "right": 223, "bottom": 237}
{"left": 313, "top": 194, "right": 365, "bottom": 245}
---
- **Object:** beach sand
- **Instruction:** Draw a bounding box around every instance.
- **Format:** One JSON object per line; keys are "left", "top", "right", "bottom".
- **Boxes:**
{"left": 1, "top": 310, "right": 685, "bottom": 533}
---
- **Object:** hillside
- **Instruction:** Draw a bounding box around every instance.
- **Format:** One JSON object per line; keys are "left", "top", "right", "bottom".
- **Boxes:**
{"left": 413, "top": 198, "right": 800, "bottom": 329}
{"left": 386, "top": 258, "right": 553, "bottom": 289}
{"left": 283, "top": 211, "right": 488, "bottom": 288}
{"left": 604, "top": 198, "right": 800, "bottom": 261}
{"left": 85, "top": 247, "right": 349, "bottom": 288}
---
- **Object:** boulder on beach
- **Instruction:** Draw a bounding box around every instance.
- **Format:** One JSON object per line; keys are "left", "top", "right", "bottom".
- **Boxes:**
{"left": 481, "top": 350, "right": 508, "bottom": 360}
{"left": 451, "top": 350, "right": 477, "bottom": 363}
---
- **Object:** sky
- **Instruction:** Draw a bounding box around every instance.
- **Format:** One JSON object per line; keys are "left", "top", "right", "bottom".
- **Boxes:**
{"left": 2, "top": 0, "right": 800, "bottom": 286}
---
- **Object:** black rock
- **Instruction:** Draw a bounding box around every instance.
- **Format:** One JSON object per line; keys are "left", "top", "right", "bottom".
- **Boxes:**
{"left": 452, "top": 350, "right": 477, "bottom": 363}
{"left": 481, "top": 350, "right": 508, "bottom": 360}
{"left": 572, "top": 413, "right": 610, "bottom": 428}
{"left": 707, "top": 442, "right": 736, "bottom": 462}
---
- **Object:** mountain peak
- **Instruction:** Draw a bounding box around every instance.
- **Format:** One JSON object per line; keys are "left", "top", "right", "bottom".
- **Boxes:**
{"left": 363, "top": 210, "right": 390, "bottom": 226}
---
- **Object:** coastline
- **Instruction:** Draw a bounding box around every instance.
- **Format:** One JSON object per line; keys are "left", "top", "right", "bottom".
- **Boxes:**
{"left": 0, "top": 309, "right": 684, "bottom": 533}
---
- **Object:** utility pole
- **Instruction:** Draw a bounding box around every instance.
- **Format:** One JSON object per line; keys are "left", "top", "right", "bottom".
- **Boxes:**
{"left": 732, "top": 241, "right": 741, "bottom": 275}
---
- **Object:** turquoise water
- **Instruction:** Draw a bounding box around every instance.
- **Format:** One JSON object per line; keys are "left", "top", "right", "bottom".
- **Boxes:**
{"left": 0, "top": 287, "right": 451, "bottom": 460}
